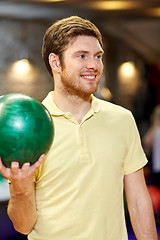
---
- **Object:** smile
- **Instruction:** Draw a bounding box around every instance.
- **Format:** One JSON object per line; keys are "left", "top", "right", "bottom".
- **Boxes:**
{"left": 81, "top": 75, "right": 96, "bottom": 81}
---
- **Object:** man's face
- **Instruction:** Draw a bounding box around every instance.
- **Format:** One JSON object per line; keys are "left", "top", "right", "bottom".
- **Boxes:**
{"left": 59, "top": 35, "right": 104, "bottom": 98}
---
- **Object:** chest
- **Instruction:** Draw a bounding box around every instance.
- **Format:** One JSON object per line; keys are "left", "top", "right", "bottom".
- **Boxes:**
{"left": 44, "top": 116, "right": 127, "bottom": 179}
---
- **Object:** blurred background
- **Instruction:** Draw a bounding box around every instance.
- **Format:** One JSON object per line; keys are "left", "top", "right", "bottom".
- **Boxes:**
{"left": 0, "top": 0, "right": 160, "bottom": 239}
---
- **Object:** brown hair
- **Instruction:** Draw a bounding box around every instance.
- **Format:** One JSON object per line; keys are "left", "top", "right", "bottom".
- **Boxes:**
{"left": 42, "top": 16, "right": 103, "bottom": 76}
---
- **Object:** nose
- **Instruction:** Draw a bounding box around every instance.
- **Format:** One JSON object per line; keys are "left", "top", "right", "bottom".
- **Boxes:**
{"left": 86, "top": 57, "right": 98, "bottom": 70}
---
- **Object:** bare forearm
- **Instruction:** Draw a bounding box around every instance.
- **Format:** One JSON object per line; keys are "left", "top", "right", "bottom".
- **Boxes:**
{"left": 8, "top": 183, "right": 37, "bottom": 235}
{"left": 124, "top": 169, "right": 158, "bottom": 240}
{"left": 129, "top": 197, "right": 158, "bottom": 240}
{"left": 0, "top": 157, "right": 45, "bottom": 235}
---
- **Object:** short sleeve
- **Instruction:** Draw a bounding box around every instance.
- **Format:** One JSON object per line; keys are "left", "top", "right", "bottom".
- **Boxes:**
{"left": 123, "top": 112, "right": 148, "bottom": 175}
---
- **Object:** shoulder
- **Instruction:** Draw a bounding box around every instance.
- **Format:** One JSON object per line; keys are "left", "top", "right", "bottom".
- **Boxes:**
{"left": 94, "top": 96, "right": 132, "bottom": 119}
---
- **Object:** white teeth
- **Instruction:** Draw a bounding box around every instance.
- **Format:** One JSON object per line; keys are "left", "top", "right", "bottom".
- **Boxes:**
{"left": 83, "top": 75, "right": 95, "bottom": 79}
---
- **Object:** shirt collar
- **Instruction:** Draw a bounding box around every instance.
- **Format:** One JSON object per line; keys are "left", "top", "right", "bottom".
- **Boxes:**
{"left": 42, "top": 91, "right": 101, "bottom": 117}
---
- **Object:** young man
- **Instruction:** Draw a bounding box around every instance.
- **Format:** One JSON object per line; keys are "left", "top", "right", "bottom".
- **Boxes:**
{"left": 0, "top": 16, "right": 158, "bottom": 240}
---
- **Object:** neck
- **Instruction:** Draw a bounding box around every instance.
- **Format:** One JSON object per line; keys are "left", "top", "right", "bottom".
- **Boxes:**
{"left": 51, "top": 90, "right": 92, "bottom": 123}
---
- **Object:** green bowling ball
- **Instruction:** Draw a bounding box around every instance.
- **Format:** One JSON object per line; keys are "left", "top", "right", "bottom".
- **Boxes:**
{"left": 0, "top": 93, "right": 54, "bottom": 168}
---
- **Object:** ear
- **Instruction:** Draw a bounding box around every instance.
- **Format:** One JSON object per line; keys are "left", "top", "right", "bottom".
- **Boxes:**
{"left": 49, "top": 53, "right": 61, "bottom": 73}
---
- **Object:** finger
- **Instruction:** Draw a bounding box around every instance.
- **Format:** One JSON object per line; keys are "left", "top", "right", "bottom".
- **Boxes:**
{"left": 0, "top": 158, "right": 10, "bottom": 179}
{"left": 38, "top": 154, "right": 46, "bottom": 165}
{"left": 21, "top": 162, "right": 31, "bottom": 178}
{"left": 10, "top": 162, "right": 20, "bottom": 180}
{"left": 0, "top": 157, "right": 4, "bottom": 173}
{"left": 29, "top": 154, "right": 45, "bottom": 176}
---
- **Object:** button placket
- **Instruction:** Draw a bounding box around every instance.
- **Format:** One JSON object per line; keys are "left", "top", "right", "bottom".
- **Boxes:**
{"left": 77, "top": 124, "right": 91, "bottom": 163}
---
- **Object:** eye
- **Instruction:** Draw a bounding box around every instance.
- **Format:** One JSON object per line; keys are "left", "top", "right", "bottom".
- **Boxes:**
{"left": 79, "top": 54, "right": 87, "bottom": 59}
{"left": 95, "top": 54, "right": 102, "bottom": 60}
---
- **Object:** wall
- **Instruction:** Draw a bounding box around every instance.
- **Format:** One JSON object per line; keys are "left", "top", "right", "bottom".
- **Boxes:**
{"left": 0, "top": 18, "right": 53, "bottom": 101}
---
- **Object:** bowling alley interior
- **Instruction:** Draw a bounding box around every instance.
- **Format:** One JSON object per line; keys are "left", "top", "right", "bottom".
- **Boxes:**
{"left": 0, "top": 0, "right": 160, "bottom": 239}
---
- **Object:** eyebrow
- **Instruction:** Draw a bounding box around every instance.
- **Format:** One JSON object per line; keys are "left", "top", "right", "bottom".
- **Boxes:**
{"left": 74, "top": 50, "right": 104, "bottom": 55}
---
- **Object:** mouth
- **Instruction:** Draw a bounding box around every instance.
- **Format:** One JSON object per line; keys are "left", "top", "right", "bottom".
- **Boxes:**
{"left": 81, "top": 74, "right": 97, "bottom": 81}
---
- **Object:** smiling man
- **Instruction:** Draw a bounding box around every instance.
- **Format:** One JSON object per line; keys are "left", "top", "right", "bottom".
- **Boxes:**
{"left": 0, "top": 16, "right": 158, "bottom": 240}
{"left": 48, "top": 34, "right": 104, "bottom": 123}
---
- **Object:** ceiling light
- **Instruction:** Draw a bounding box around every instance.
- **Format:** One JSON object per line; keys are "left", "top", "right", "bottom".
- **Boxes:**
{"left": 144, "top": 8, "right": 160, "bottom": 17}
{"left": 36, "top": 0, "right": 65, "bottom": 2}
{"left": 8, "top": 59, "right": 36, "bottom": 83}
{"left": 12, "top": 59, "right": 31, "bottom": 75}
{"left": 119, "top": 62, "right": 136, "bottom": 79}
{"left": 88, "top": 1, "right": 142, "bottom": 10}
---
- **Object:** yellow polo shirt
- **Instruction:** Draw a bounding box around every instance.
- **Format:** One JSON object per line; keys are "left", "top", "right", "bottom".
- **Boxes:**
{"left": 29, "top": 91, "right": 147, "bottom": 240}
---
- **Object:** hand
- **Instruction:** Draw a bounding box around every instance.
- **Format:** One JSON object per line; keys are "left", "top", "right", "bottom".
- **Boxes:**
{"left": 0, "top": 154, "right": 45, "bottom": 181}
{"left": 0, "top": 155, "right": 45, "bottom": 197}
